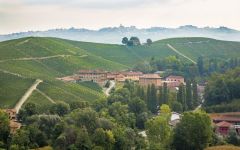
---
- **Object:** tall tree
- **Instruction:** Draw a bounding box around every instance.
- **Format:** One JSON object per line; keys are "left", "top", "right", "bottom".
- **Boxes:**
{"left": 192, "top": 79, "right": 198, "bottom": 108}
{"left": 162, "top": 82, "right": 168, "bottom": 104}
{"left": 173, "top": 111, "right": 213, "bottom": 150}
{"left": 186, "top": 80, "right": 193, "bottom": 110}
{"left": 0, "top": 110, "right": 10, "bottom": 148}
{"left": 146, "top": 85, "right": 151, "bottom": 110}
{"left": 146, "top": 39, "right": 153, "bottom": 46}
{"left": 177, "top": 84, "right": 187, "bottom": 111}
{"left": 197, "top": 56, "right": 204, "bottom": 76}
{"left": 146, "top": 113, "right": 171, "bottom": 149}
{"left": 122, "top": 37, "right": 128, "bottom": 45}
{"left": 158, "top": 86, "right": 163, "bottom": 105}
{"left": 149, "top": 84, "right": 157, "bottom": 113}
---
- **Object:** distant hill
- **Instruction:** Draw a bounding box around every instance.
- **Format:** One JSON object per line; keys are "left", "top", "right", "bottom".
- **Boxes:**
{"left": 0, "top": 37, "right": 240, "bottom": 108}
{"left": 1, "top": 25, "right": 240, "bottom": 44}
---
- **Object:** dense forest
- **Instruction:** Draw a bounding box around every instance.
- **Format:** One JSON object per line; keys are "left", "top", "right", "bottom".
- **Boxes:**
{"left": 204, "top": 67, "right": 240, "bottom": 112}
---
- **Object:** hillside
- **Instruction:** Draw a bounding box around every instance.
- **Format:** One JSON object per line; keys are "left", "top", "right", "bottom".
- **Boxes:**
{"left": 0, "top": 37, "right": 240, "bottom": 108}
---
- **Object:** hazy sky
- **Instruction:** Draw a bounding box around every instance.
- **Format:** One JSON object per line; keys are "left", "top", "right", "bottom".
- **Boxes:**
{"left": 0, "top": 0, "right": 239, "bottom": 34}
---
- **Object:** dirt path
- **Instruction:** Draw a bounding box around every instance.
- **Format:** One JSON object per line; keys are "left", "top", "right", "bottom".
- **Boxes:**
{"left": 36, "top": 89, "right": 56, "bottom": 104}
{"left": 0, "top": 55, "right": 71, "bottom": 63}
{"left": 14, "top": 79, "right": 43, "bottom": 113}
{"left": 0, "top": 68, "right": 25, "bottom": 78}
{"left": 103, "top": 80, "right": 115, "bottom": 96}
{"left": 167, "top": 44, "right": 197, "bottom": 64}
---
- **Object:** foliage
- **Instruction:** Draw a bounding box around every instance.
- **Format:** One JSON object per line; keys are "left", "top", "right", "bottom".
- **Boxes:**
{"left": 0, "top": 110, "right": 10, "bottom": 148}
{"left": 146, "top": 114, "right": 172, "bottom": 149}
{"left": 204, "top": 67, "right": 240, "bottom": 106}
{"left": 172, "top": 111, "right": 213, "bottom": 150}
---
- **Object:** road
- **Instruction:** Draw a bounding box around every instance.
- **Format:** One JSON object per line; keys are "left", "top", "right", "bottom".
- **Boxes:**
{"left": 104, "top": 80, "right": 115, "bottom": 96}
{"left": 194, "top": 86, "right": 205, "bottom": 111}
{"left": 0, "top": 55, "right": 72, "bottom": 63}
{"left": 14, "top": 79, "right": 43, "bottom": 113}
{"left": 36, "top": 89, "right": 56, "bottom": 104}
{"left": 167, "top": 44, "right": 197, "bottom": 64}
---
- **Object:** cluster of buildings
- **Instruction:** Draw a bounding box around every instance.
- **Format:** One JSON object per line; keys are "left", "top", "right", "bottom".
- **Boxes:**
{"left": 209, "top": 112, "right": 240, "bottom": 136}
{"left": 57, "top": 69, "right": 185, "bottom": 89}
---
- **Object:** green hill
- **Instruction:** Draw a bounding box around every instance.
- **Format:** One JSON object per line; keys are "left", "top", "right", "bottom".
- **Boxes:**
{"left": 0, "top": 37, "right": 240, "bottom": 108}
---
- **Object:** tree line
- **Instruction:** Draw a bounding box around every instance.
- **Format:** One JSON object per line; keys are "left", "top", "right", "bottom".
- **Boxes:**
{"left": 122, "top": 37, "right": 152, "bottom": 46}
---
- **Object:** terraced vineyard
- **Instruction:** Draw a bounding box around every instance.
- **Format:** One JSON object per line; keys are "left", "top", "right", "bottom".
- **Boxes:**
{"left": 0, "top": 37, "right": 240, "bottom": 108}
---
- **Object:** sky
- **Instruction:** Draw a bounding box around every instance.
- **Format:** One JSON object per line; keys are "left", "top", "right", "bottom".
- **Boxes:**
{"left": 0, "top": 0, "right": 240, "bottom": 34}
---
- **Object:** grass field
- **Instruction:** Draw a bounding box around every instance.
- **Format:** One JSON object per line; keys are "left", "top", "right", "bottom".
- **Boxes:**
{"left": 0, "top": 37, "right": 240, "bottom": 108}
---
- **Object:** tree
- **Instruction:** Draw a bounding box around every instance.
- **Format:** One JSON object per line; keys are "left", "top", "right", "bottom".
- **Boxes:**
{"left": 186, "top": 80, "right": 193, "bottom": 110}
{"left": 128, "top": 97, "right": 147, "bottom": 115}
{"left": 172, "top": 101, "right": 183, "bottom": 113}
{"left": 11, "top": 129, "right": 30, "bottom": 150}
{"left": 75, "top": 127, "right": 92, "bottom": 150}
{"left": 69, "top": 101, "right": 89, "bottom": 111}
{"left": 192, "top": 79, "right": 198, "bottom": 108}
{"left": 177, "top": 83, "right": 187, "bottom": 111}
{"left": 147, "top": 84, "right": 158, "bottom": 113}
{"left": 146, "top": 39, "right": 153, "bottom": 46}
{"left": 162, "top": 82, "right": 168, "bottom": 104}
{"left": 0, "top": 110, "right": 10, "bottom": 148}
{"left": 173, "top": 111, "right": 213, "bottom": 150}
{"left": 146, "top": 115, "right": 171, "bottom": 149}
{"left": 129, "top": 37, "right": 141, "bottom": 46}
{"left": 24, "top": 102, "right": 38, "bottom": 116}
{"left": 160, "top": 104, "right": 171, "bottom": 114}
{"left": 122, "top": 37, "right": 128, "bottom": 45}
{"left": 92, "top": 128, "right": 115, "bottom": 149}
{"left": 50, "top": 101, "right": 70, "bottom": 116}
{"left": 197, "top": 56, "right": 204, "bottom": 75}
{"left": 227, "top": 127, "right": 240, "bottom": 146}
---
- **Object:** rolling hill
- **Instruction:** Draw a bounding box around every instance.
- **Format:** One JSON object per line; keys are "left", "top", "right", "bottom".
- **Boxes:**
{"left": 0, "top": 37, "right": 240, "bottom": 109}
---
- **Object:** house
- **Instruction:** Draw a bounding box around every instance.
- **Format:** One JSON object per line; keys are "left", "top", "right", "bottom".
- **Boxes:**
{"left": 121, "top": 71, "right": 143, "bottom": 81}
{"left": 164, "top": 75, "right": 185, "bottom": 88}
{"left": 107, "top": 71, "right": 143, "bottom": 82}
{"left": 215, "top": 121, "right": 234, "bottom": 135}
{"left": 139, "top": 74, "right": 162, "bottom": 87}
{"left": 57, "top": 75, "right": 79, "bottom": 83}
{"left": 3, "top": 109, "right": 21, "bottom": 134}
{"left": 77, "top": 69, "right": 108, "bottom": 86}
{"left": 4, "top": 109, "right": 17, "bottom": 120}
{"left": 209, "top": 112, "right": 240, "bottom": 136}
{"left": 169, "top": 112, "right": 181, "bottom": 127}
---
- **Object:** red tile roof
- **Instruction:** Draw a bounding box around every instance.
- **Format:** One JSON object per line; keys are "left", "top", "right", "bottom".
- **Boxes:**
{"left": 166, "top": 75, "right": 184, "bottom": 79}
{"left": 140, "top": 74, "right": 161, "bottom": 79}
{"left": 216, "top": 121, "right": 233, "bottom": 127}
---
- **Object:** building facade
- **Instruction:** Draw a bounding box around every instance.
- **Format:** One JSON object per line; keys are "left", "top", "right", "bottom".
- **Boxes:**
{"left": 139, "top": 74, "right": 162, "bottom": 87}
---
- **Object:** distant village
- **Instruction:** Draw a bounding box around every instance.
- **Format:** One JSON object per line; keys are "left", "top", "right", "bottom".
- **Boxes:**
{"left": 57, "top": 69, "right": 185, "bottom": 89}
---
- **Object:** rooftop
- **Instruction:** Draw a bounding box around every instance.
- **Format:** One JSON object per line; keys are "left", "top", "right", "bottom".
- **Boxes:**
{"left": 140, "top": 74, "right": 161, "bottom": 79}
{"left": 216, "top": 121, "right": 233, "bottom": 127}
{"left": 166, "top": 75, "right": 184, "bottom": 79}
{"left": 78, "top": 69, "right": 107, "bottom": 74}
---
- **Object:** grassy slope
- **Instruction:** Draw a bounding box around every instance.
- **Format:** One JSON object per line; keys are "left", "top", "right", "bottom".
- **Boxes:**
{"left": 1, "top": 37, "right": 240, "bottom": 108}
{"left": 0, "top": 72, "right": 35, "bottom": 108}
{"left": 157, "top": 37, "right": 240, "bottom": 61}
{"left": 65, "top": 37, "right": 240, "bottom": 65}
{"left": 0, "top": 37, "right": 111, "bottom": 108}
